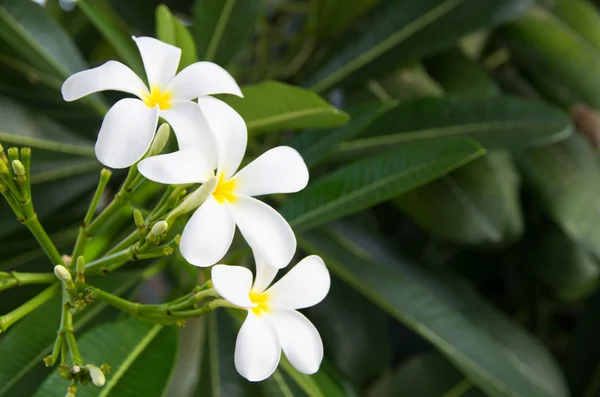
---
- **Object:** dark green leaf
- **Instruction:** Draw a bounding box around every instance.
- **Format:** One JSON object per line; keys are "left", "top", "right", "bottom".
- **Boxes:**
{"left": 192, "top": 0, "right": 262, "bottom": 66}
{"left": 155, "top": 4, "right": 198, "bottom": 70}
{"left": 281, "top": 139, "right": 485, "bottom": 231}
{"left": 222, "top": 81, "right": 349, "bottom": 135}
{"left": 299, "top": 225, "right": 568, "bottom": 397}
{"left": 394, "top": 152, "right": 523, "bottom": 245}
{"left": 316, "top": 0, "right": 382, "bottom": 38}
{"left": 335, "top": 96, "right": 572, "bottom": 159}
{"left": 35, "top": 318, "right": 178, "bottom": 397}
{"left": 305, "top": 0, "right": 532, "bottom": 92}
{"left": 0, "top": 273, "right": 140, "bottom": 397}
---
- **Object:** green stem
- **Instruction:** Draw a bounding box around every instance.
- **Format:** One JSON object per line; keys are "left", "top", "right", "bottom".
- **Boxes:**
{"left": 0, "top": 283, "right": 60, "bottom": 333}
{"left": 0, "top": 272, "right": 56, "bottom": 291}
{"left": 21, "top": 214, "right": 64, "bottom": 266}
{"left": 106, "top": 229, "right": 138, "bottom": 256}
{"left": 59, "top": 285, "right": 83, "bottom": 365}
{"left": 71, "top": 169, "right": 111, "bottom": 262}
{"left": 0, "top": 187, "right": 24, "bottom": 219}
{"left": 169, "top": 299, "right": 238, "bottom": 317}
{"left": 84, "top": 247, "right": 135, "bottom": 275}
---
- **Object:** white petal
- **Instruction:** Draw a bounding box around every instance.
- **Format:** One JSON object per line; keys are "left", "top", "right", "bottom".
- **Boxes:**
{"left": 62, "top": 61, "right": 149, "bottom": 101}
{"left": 252, "top": 251, "right": 279, "bottom": 293}
{"left": 138, "top": 148, "right": 212, "bottom": 184}
{"left": 197, "top": 97, "right": 247, "bottom": 179}
{"left": 270, "top": 308, "right": 323, "bottom": 375}
{"left": 230, "top": 195, "right": 296, "bottom": 269}
{"left": 235, "top": 311, "right": 281, "bottom": 382}
{"left": 266, "top": 255, "right": 330, "bottom": 309}
{"left": 180, "top": 197, "right": 235, "bottom": 267}
{"left": 166, "top": 61, "right": 243, "bottom": 100}
{"left": 160, "top": 99, "right": 217, "bottom": 169}
{"left": 95, "top": 98, "right": 158, "bottom": 169}
{"left": 133, "top": 36, "right": 181, "bottom": 88}
{"left": 233, "top": 146, "right": 309, "bottom": 197}
{"left": 211, "top": 265, "right": 255, "bottom": 308}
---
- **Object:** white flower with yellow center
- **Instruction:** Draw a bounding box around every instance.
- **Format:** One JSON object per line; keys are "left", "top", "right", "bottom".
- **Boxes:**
{"left": 61, "top": 36, "right": 242, "bottom": 169}
{"left": 211, "top": 254, "right": 330, "bottom": 381}
{"left": 138, "top": 98, "right": 309, "bottom": 268}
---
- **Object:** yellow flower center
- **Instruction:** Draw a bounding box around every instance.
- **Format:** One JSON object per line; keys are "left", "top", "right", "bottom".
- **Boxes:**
{"left": 143, "top": 85, "right": 172, "bottom": 110}
{"left": 249, "top": 290, "right": 270, "bottom": 316}
{"left": 213, "top": 173, "right": 237, "bottom": 204}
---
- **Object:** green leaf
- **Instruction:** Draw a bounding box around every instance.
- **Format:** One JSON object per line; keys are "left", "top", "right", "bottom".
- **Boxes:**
{"left": 0, "top": 96, "right": 95, "bottom": 157}
{"left": 497, "top": 5, "right": 600, "bottom": 108}
{"left": 305, "top": 0, "right": 532, "bottom": 92}
{"left": 288, "top": 102, "right": 394, "bottom": 168}
{"left": 308, "top": 278, "right": 391, "bottom": 388}
{"left": 156, "top": 4, "right": 198, "bottom": 70}
{"left": 77, "top": 0, "right": 145, "bottom": 77}
{"left": 299, "top": 225, "right": 569, "bottom": 397}
{"left": 281, "top": 139, "right": 485, "bottom": 231}
{"left": 316, "top": 0, "right": 382, "bottom": 38}
{"left": 221, "top": 81, "right": 349, "bottom": 135}
{"left": 0, "top": 273, "right": 140, "bottom": 397}
{"left": 335, "top": 96, "right": 572, "bottom": 159}
{"left": 518, "top": 133, "right": 600, "bottom": 261}
{"left": 393, "top": 152, "right": 524, "bottom": 245}
{"left": 35, "top": 318, "right": 178, "bottom": 397}
{"left": 546, "top": 0, "right": 600, "bottom": 52}
{"left": 368, "top": 351, "right": 485, "bottom": 397}
{"left": 192, "top": 0, "right": 262, "bottom": 66}
{"left": 424, "top": 48, "right": 499, "bottom": 97}
{"left": 526, "top": 219, "right": 600, "bottom": 302}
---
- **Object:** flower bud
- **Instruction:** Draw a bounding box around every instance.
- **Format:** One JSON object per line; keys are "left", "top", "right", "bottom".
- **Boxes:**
{"left": 65, "top": 393, "right": 75, "bottom": 397}
{"left": 0, "top": 158, "right": 8, "bottom": 176}
{"left": 12, "top": 160, "right": 26, "bottom": 185}
{"left": 76, "top": 256, "right": 85, "bottom": 284}
{"left": 133, "top": 209, "right": 145, "bottom": 229}
{"left": 150, "top": 221, "right": 168, "bottom": 236}
{"left": 100, "top": 364, "right": 111, "bottom": 374}
{"left": 166, "top": 177, "right": 217, "bottom": 223}
{"left": 54, "top": 265, "right": 72, "bottom": 284}
{"left": 147, "top": 123, "right": 170, "bottom": 157}
{"left": 6, "top": 147, "right": 18, "bottom": 163}
{"left": 72, "top": 365, "right": 81, "bottom": 374}
{"left": 85, "top": 364, "right": 106, "bottom": 387}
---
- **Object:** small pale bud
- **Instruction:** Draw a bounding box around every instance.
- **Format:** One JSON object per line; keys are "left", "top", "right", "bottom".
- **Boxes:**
{"left": 133, "top": 209, "right": 145, "bottom": 229}
{"left": 86, "top": 364, "right": 106, "bottom": 387}
{"left": 72, "top": 365, "right": 81, "bottom": 374}
{"left": 54, "top": 265, "right": 73, "bottom": 284}
{"left": 147, "top": 123, "right": 170, "bottom": 156}
{"left": 11, "top": 160, "right": 25, "bottom": 177}
{"left": 61, "top": 255, "right": 72, "bottom": 266}
{"left": 150, "top": 221, "right": 168, "bottom": 236}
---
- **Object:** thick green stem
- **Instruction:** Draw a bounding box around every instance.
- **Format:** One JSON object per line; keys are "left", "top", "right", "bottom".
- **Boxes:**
{"left": 170, "top": 299, "right": 238, "bottom": 317}
{"left": 106, "top": 229, "right": 138, "bottom": 256}
{"left": 0, "top": 283, "right": 60, "bottom": 333}
{"left": 0, "top": 272, "right": 56, "bottom": 291}
{"left": 22, "top": 214, "right": 64, "bottom": 266}
{"left": 59, "top": 285, "right": 83, "bottom": 365}
{"left": 84, "top": 247, "right": 135, "bottom": 275}
{"left": 72, "top": 169, "right": 111, "bottom": 262}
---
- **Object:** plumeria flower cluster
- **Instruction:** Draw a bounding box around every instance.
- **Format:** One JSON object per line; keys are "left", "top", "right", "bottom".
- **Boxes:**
{"left": 62, "top": 37, "right": 330, "bottom": 381}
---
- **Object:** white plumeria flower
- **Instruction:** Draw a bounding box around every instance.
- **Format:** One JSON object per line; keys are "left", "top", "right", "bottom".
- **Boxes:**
{"left": 61, "top": 36, "right": 242, "bottom": 169}
{"left": 212, "top": 254, "right": 330, "bottom": 381}
{"left": 137, "top": 98, "right": 309, "bottom": 268}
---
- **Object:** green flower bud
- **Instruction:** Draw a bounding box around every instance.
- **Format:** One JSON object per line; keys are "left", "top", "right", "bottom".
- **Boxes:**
{"left": 150, "top": 221, "right": 168, "bottom": 236}
{"left": 6, "top": 147, "right": 18, "bottom": 163}
{"left": 11, "top": 160, "right": 26, "bottom": 185}
{"left": 76, "top": 256, "right": 85, "bottom": 284}
{"left": 147, "top": 123, "right": 170, "bottom": 157}
{"left": 166, "top": 177, "right": 217, "bottom": 223}
{"left": 100, "top": 364, "right": 111, "bottom": 374}
{"left": 133, "top": 209, "right": 145, "bottom": 229}
{"left": 54, "top": 265, "right": 72, "bottom": 284}
{"left": 85, "top": 364, "right": 106, "bottom": 387}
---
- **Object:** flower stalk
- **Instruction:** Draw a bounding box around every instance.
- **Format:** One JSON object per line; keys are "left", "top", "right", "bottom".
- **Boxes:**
{"left": 0, "top": 283, "right": 60, "bottom": 334}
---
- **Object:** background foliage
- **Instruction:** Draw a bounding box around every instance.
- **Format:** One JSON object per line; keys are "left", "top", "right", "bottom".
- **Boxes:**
{"left": 1, "top": 0, "right": 600, "bottom": 395}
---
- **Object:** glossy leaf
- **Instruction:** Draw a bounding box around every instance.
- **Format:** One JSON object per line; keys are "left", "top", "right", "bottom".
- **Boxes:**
{"left": 0, "top": 273, "right": 140, "bottom": 397}
{"left": 394, "top": 152, "right": 523, "bottom": 245}
{"left": 305, "top": 0, "right": 532, "bottom": 92}
{"left": 35, "top": 319, "right": 178, "bottom": 397}
{"left": 192, "top": 0, "right": 262, "bottom": 66}
{"left": 281, "top": 139, "right": 485, "bottom": 231}
{"left": 498, "top": 5, "right": 600, "bottom": 108}
{"left": 518, "top": 133, "right": 600, "bottom": 260}
{"left": 368, "top": 351, "right": 485, "bottom": 397}
{"left": 77, "top": 0, "right": 145, "bottom": 77}
{"left": 222, "top": 81, "right": 349, "bottom": 135}
{"left": 299, "top": 225, "right": 569, "bottom": 397}
{"left": 335, "top": 96, "right": 572, "bottom": 159}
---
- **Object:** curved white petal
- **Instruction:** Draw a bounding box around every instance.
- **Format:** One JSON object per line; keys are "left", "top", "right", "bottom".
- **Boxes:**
{"left": 230, "top": 195, "right": 296, "bottom": 269}
{"left": 133, "top": 36, "right": 180, "bottom": 88}
{"left": 266, "top": 255, "right": 330, "bottom": 309}
{"left": 252, "top": 252, "right": 279, "bottom": 293}
{"left": 160, "top": 99, "right": 217, "bottom": 169}
{"left": 62, "top": 61, "right": 148, "bottom": 101}
{"left": 95, "top": 98, "right": 158, "bottom": 169}
{"left": 166, "top": 61, "right": 243, "bottom": 100}
{"left": 197, "top": 97, "right": 247, "bottom": 179}
{"left": 180, "top": 197, "right": 235, "bottom": 267}
{"left": 235, "top": 311, "right": 281, "bottom": 382}
{"left": 138, "top": 149, "right": 212, "bottom": 184}
{"left": 270, "top": 308, "right": 323, "bottom": 375}
{"left": 211, "top": 265, "right": 255, "bottom": 308}
{"left": 233, "top": 146, "right": 309, "bottom": 197}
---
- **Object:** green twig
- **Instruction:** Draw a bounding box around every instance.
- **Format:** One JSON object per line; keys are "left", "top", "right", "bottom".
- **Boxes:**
{"left": 21, "top": 215, "right": 64, "bottom": 266}
{"left": 0, "top": 283, "right": 60, "bottom": 334}
{"left": 0, "top": 272, "right": 56, "bottom": 291}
